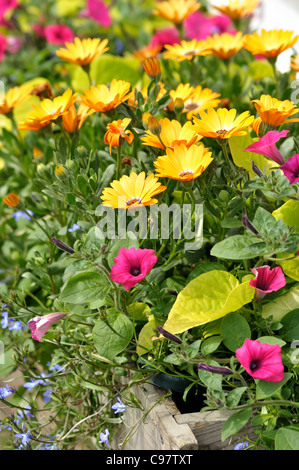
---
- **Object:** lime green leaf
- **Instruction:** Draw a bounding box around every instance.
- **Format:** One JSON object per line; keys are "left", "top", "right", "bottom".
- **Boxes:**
{"left": 262, "top": 285, "right": 299, "bottom": 322}
{"left": 70, "top": 54, "right": 140, "bottom": 92}
{"left": 137, "top": 316, "right": 160, "bottom": 356}
{"left": 92, "top": 309, "right": 134, "bottom": 360}
{"left": 272, "top": 200, "right": 299, "bottom": 233}
{"left": 248, "top": 60, "right": 274, "bottom": 80}
{"left": 229, "top": 133, "right": 279, "bottom": 178}
{"left": 162, "top": 271, "right": 255, "bottom": 335}
{"left": 221, "top": 408, "right": 252, "bottom": 442}
{"left": 127, "top": 302, "right": 151, "bottom": 321}
{"left": 279, "top": 255, "right": 299, "bottom": 282}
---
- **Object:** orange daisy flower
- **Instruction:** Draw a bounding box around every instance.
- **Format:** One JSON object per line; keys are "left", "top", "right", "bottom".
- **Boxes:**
{"left": 201, "top": 32, "right": 244, "bottom": 60}
{"left": 243, "top": 29, "right": 299, "bottom": 60}
{"left": 104, "top": 118, "right": 134, "bottom": 154}
{"left": 163, "top": 39, "right": 210, "bottom": 62}
{"left": 0, "top": 85, "right": 32, "bottom": 115}
{"left": 251, "top": 94, "right": 299, "bottom": 127}
{"left": 213, "top": 0, "right": 260, "bottom": 20}
{"left": 193, "top": 107, "right": 254, "bottom": 140}
{"left": 141, "top": 118, "right": 201, "bottom": 150}
{"left": 56, "top": 37, "right": 109, "bottom": 66}
{"left": 62, "top": 104, "right": 95, "bottom": 134}
{"left": 3, "top": 193, "right": 20, "bottom": 208}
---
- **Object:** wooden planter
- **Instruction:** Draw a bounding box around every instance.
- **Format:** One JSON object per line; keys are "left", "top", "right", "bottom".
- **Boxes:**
{"left": 114, "top": 381, "right": 253, "bottom": 451}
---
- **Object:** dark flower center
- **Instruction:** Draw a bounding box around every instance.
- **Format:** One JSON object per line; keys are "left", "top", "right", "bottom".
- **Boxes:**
{"left": 250, "top": 360, "right": 260, "bottom": 371}
{"left": 130, "top": 267, "right": 141, "bottom": 277}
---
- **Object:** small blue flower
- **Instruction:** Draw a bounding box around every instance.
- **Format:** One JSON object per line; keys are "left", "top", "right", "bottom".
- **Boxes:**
{"left": 11, "top": 210, "right": 33, "bottom": 221}
{"left": 112, "top": 397, "right": 126, "bottom": 414}
{"left": 68, "top": 223, "right": 84, "bottom": 233}
{"left": 99, "top": 429, "right": 110, "bottom": 447}
{"left": 23, "top": 373, "right": 49, "bottom": 391}
{"left": 15, "top": 429, "right": 33, "bottom": 447}
{"left": 1, "top": 311, "right": 10, "bottom": 329}
{"left": 234, "top": 441, "right": 249, "bottom": 450}
{"left": 0, "top": 385, "right": 15, "bottom": 399}
{"left": 8, "top": 320, "right": 26, "bottom": 331}
{"left": 43, "top": 388, "right": 53, "bottom": 404}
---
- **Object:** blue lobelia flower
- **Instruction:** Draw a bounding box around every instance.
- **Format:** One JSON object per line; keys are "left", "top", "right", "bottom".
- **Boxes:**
{"left": 0, "top": 384, "right": 15, "bottom": 399}
{"left": 112, "top": 397, "right": 126, "bottom": 414}
{"left": 11, "top": 210, "right": 33, "bottom": 221}
{"left": 99, "top": 429, "right": 110, "bottom": 447}
{"left": 234, "top": 441, "right": 249, "bottom": 450}
{"left": 15, "top": 429, "right": 33, "bottom": 447}
{"left": 68, "top": 223, "right": 84, "bottom": 233}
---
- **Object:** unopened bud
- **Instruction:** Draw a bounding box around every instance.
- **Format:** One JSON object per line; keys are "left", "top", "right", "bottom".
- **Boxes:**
{"left": 198, "top": 363, "right": 232, "bottom": 376}
{"left": 51, "top": 237, "right": 75, "bottom": 254}
{"left": 142, "top": 57, "right": 161, "bottom": 82}
{"left": 142, "top": 112, "right": 152, "bottom": 130}
{"left": 173, "top": 97, "right": 184, "bottom": 115}
{"left": 242, "top": 215, "right": 259, "bottom": 236}
{"left": 251, "top": 161, "right": 263, "bottom": 178}
{"left": 147, "top": 116, "right": 162, "bottom": 136}
{"left": 157, "top": 326, "right": 182, "bottom": 344}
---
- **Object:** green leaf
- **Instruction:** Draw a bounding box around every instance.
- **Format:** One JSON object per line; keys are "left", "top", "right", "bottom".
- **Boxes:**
{"left": 198, "top": 360, "right": 223, "bottom": 392}
{"left": 162, "top": 271, "right": 255, "bottom": 334}
{"left": 92, "top": 309, "right": 134, "bottom": 360}
{"left": 275, "top": 427, "right": 299, "bottom": 450}
{"left": 211, "top": 235, "right": 271, "bottom": 260}
{"left": 137, "top": 316, "right": 160, "bottom": 356}
{"left": 279, "top": 255, "right": 299, "bottom": 282}
{"left": 60, "top": 271, "right": 108, "bottom": 306}
{"left": 221, "top": 408, "right": 252, "bottom": 442}
{"left": 226, "top": 387, "right": 247, "bottom": 409}
{"left": 187, "top": 262, "right": 227, "bottom": 282}
{"left": 280, "top": 309, "right": 299, "bottom": 342}
{"left": 127, "top": 302, "right": 151, "bottom": 321}
{"left": 257, "top": 336, "right": 286, "bottom": 347}
{"left": 83, "top": 227, "right": 106, "bottom": 252}
{"left": 220, "top": 313, "right": 251, "bottom": 352}
{"left": 256, "top": 373, "right": 292, "bottom": 400}
{"left": 201, "top": 336, "right": 222, "bottom": 355}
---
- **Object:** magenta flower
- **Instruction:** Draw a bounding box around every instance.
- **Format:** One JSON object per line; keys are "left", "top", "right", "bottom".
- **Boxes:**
{"left": 110, "top": 247, "right": 158, "bottom": 290}
{"left": 244, "top": 130, "right": 289, "bottom": 166}
{"left": 44, "top": 24, "right": 75, "bottom": 46}
{"left": 184, "top": 11, "right": 232, "bottom": 41}
{"left": 0, "top": 33, "right": 6, "bottom": 62}
{"left": 6, "top": 36, "right": 24, "bottom": 54}
{"left": 82, "top": 0, "right": 112, "bottom": 28}
{"left": 236, "top": 338, "right": 284, "bottom": 382}
{"left": 281, "top": 154, "right": 299, "bottom": 185}
{"left": 150, "top": 27, "right": 180, "bottom": 49}
{"left": 249, "top": 265, "right": 286, "bottom": 301}
{"left": 32, "top": 23, "right": 45, "bottom": 38}
{"left": 0, "top": 0, "right": 18, "bottom": 19}
{"left": 28, "top": 312, "right": 67, "bottom": 342}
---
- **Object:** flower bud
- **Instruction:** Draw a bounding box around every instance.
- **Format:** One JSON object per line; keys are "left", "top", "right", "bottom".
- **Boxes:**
{"left": 173, "top": 97, "right": 185, "bottom": 115}
{"left": 198, "top": 363, "right": 232, "bottom": 376}
{"left": 51, "top": 237, "right": 75, "bottom": 254}
{"left": 157, "top": 326, "right": 182, "bottom": 344}
{"left": 147, "top": 116, "right": 162, "bottom": 136}
{"left": 251, "top": 161, "right": 263, "bottom": 178}
{"left": 142, "top": 112, "right": 152, "bottom": 130}
{"left": 142, "top": 57, "right": 161, "bottom": 81}
{"left": 242, "top": 215, "right": 259, "bottom": 236}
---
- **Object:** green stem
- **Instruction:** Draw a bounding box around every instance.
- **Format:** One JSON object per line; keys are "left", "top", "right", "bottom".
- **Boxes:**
{"left": 116, "top": 143, "right": 123, "bottom": 180}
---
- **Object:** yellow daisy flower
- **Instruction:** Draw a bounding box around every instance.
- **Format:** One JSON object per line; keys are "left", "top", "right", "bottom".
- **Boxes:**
{"left": 163, "top": 39, "right": 209, "bottom": 62}
{"left": 183, "top": 86, "right": 221, "bottom": 119}
{"left": 101, "top": 172, "right": 167, "bottom": 209}
{"left": 201, "top": 32, "right": 244, "bottom": 60}
{"left": 193, "top": 107, "right": 254, "bottom": 140}
{"left": 251, "top": 94, "right": 299, "bottom": 127}
{"left": 19, "top": 89, "right": 77, "bottom": 131}
{"left": 153, "top": 0, "right": 201, "bottom": 24}
{"left": 154, "top": 143, "right": 213, "bottom": 182}
{"left": 0, "top": 85, "right": 32, "bottom": 115}
{"left": 243, "top": 29, "right": 299, "bottom": 59}
{"left": 141, "top": 118, "right": 201, "bottom": 150}
{"left": 62, "top": 104, "right": 95, "bottom": 134}
{"left": 104, "top": 118, "right": 134, "bottom": 154}
{"left": 79, "top": 79, "right": 131, "bottom": 113}
{"left": 213, "top": 0, "right": 260, "bottom": 20}
{"left": 55, "top": 37, "right": 109, "bottom": 66}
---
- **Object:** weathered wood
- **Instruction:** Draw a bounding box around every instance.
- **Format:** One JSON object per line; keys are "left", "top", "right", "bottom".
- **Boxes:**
{"left": 175, "top": 410, "right": 255, "bottom": 450}
{"left": 115, "top": 382, "right": 199, "bottom": 450}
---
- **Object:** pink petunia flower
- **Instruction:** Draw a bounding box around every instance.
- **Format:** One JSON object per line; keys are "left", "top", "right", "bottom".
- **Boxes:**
{"left": 244, "top": 130, "right": 289, "bottom": 166}
{"left": 249, "top": 265, "right": 286, "bottom": 302}
{"left": 0, "top": 0, "right": 18, "bottom": 19}
{"left": 150, "top": 27, "right": 180, "bottom": 49}
{"left": 82, "top": 0, "right": 112, "bottom": 28}
{"left": 44, "top": 24, "right": 75, "bottom": 46}
{"left": 281, "top": 154, "right": 299, "bottom": 185}
{"left": 110, "top": 247, "right": 158, "bottom": 290}
{"left": 184, "top": 11, "right": 232, "bottom": 41}
{"left": 32, "top": 23, "right": 46, "bottom": 38}
{"left": 28, "top": 312, "right": 67, "bottom": 342}
{"left": 236, "top": 338, "right": 284, "bottom": 382}
{"left": 0, "top": 33, "right": 6, "bottom": 62}
{"left": 6, "top": 36, "right": 24, "bottom": 53}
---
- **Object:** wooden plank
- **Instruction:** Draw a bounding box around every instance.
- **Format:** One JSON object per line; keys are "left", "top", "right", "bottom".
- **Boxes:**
{"left": 175, "top": 410, "right": 255, "bottom": 450}
{"left": 114, "top": 382, "right": 198, "bottom": 450}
